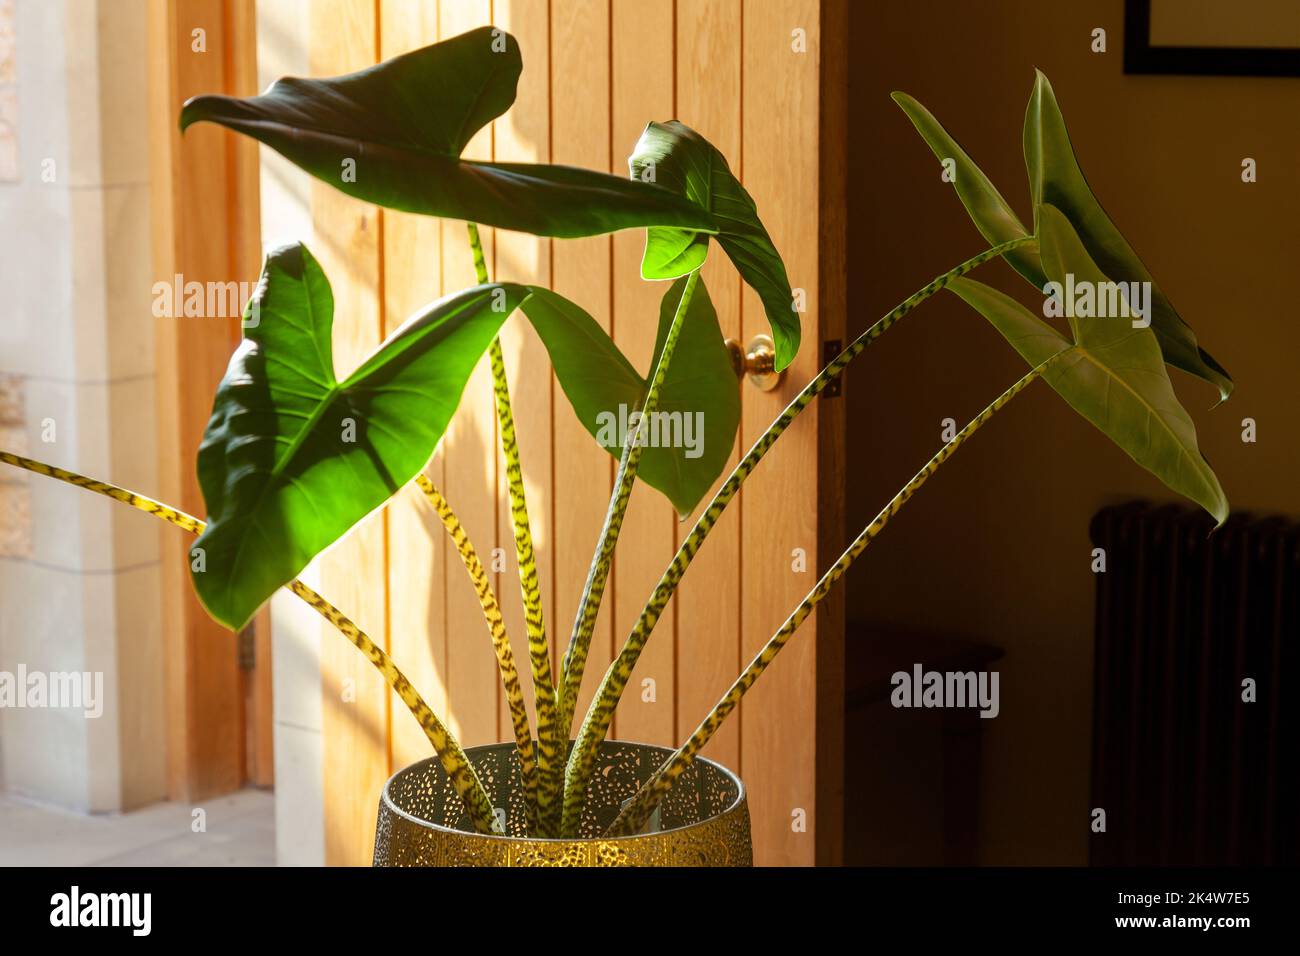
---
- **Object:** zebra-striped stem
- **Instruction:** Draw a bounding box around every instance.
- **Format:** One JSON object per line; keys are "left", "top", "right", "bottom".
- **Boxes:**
{"left": 604, "top": 359, "right": 1053, "bottom": 836}
{"left": 466, "top": 221, "right": 557, "bottom": 834}
{"left": 413, "top": 473, "right": 538, "bottom": 832}
{"left": 0, "top": 449, "right": 499, "bottom": 836}
{"left": 564, "top": 237, "right": 1036, "bottom": 831}
{"left": 553, "top": 269, "right": 702, "bottom": 837}
{"left": 283, "top": 578, "right": 497, "bottom": 835}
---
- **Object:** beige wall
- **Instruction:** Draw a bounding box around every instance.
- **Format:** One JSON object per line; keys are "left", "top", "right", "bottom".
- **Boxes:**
{"left": 847, "top": 0, "right": 1299, "bottom": 863}
{"left": 0, "top": 0, "right": 164, "bottom": 811}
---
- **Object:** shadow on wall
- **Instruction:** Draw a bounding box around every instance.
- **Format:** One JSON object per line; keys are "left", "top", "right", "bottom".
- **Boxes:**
{"left": 844, "top": 0, "right": 1299, "bottom": 864}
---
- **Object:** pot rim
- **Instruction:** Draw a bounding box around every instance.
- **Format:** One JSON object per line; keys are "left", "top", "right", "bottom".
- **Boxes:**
{"left": 380, "top": 738, "right": 746, "bottom": 845}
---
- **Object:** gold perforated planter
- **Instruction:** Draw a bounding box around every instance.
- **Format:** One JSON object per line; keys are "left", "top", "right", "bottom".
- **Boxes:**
{"left": 373, "top": 740, "right": 752, "bottom": 866}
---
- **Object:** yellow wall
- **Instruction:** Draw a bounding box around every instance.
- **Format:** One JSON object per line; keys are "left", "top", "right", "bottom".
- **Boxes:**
{"left": 846, "top": 0, "right": 1299, "bottom": 863}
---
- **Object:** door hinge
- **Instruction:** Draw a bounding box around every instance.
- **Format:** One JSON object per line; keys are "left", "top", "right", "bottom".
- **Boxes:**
{"left": 822, "top": 339, "right": 843, "bottom": 397}
{"left": 237, "top": 624, "right": 256, "bottom": 671}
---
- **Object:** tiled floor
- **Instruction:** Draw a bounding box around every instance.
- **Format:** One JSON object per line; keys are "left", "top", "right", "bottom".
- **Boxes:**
{"left": 0, "top": 788, "right": 275, "bottom": 866}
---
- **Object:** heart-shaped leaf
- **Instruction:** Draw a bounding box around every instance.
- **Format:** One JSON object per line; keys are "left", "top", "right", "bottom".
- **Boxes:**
{"left": 891, "top": 91, "right": 1045, "bottom": 287}
{"left": 1023, "top": 70, "right": 1232, "bottom": 401}
{"left": 195, "top": 244, "right": 740, "bottom": 628}
{"left": 521, "top": 276, "right": 739, "bottom": 516}
{"left": 946, "top": 204, "right": 1227, "bottom": 525}
{"left": 629, "top": 121, "right": 799, "bottom": 371}
{"left": 180, "top": 27, "right": 715, "bottom": 240}
{"left": 194, "top": 243, "right": 532, "bottom": 630}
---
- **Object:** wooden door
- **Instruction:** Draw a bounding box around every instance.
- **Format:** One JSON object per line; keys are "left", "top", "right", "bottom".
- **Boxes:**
{"left": 285, "top": 0, "right": 845, "bottom": 866}
{"left": 147, "top": 0, "right": 273, "bottom": 800}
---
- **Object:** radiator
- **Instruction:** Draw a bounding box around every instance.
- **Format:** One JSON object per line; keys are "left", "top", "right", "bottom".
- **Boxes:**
{"left": 1089, "top": 501, "right": 1300, "bottom": 866}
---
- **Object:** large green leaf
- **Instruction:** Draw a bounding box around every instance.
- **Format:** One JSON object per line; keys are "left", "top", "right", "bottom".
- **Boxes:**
{"left": 180, "top": 27, "right": 715, "bottom": 240}
{"left": 193, "top": 243, "right": 532, "bottom": 630}
{"left": 195, "top": 244, "right": 739, "bottom": 628}
{"left": 521, "top": 276, "right": 740, "bottom": 516}
{"left": 629, "top": 121, "right": 799, "bottom": 371}
{"left": 891, "top": 91, "right": 1045, "bottom": 287}
{"left": 1023, "top": 70, "right": 1232, "bottom": 401}
{"left": 894, "top": 77, "right": 1232, "bottom": 404}
{"left": 946, "top": 204, "right": 1227, "bottom": 525}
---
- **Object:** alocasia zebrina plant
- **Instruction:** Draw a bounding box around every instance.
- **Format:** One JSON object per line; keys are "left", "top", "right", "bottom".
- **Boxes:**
{"left": 1, "top": 27, "right": 1229, "bottom": 843}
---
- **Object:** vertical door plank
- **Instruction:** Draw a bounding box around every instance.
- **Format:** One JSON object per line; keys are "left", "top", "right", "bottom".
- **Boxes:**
{"left": 379, "top": 0, "right": 448, "bottom": 774}
{"left": 609, "top": 0, "right": 676, "bottom": 747}
{"left": 311, "top": 0, "right": 389, "bottom": 867}
{"left": 492, "top": 0, "right": 553, "bottom": 736}
{"left": 437, "top": 0, "right": 502, "bottom": 748}
{"left": 550, "top": 0, "right": 614, "bottom": 735}
{"left": 815, "top": 0, "right": 849, "bottom": 869}
{"left": 740, "top": 0, "right": 822, "bottom": 867}
{"left": 673, "top": 0, "right": 743, "bottom": 773}
{"left": 146, "top": 0, "right": 248, "bottom": 800}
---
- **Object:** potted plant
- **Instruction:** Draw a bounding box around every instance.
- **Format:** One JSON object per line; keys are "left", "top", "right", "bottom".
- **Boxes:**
{"left": 1, "top": 28, "right": 1229, "bottom": 866}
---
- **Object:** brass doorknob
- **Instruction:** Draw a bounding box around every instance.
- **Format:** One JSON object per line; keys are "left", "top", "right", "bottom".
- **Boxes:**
{"left": 725, "top": 334, "right": 782, "bottom": 392}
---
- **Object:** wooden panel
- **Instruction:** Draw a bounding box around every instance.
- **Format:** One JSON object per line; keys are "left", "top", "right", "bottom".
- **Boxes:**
{"left": 380, "top": 0, "right": 448, "bottom": 773}
{"left": 815, "top": 0, "right": 849, "bottom": 869}
{"left": 609, "top": 0, "right": 676, "bottom": 746}
{"left": 244, "top": 607, "right": 275, "bottom": 788}
{"left": 293, "top": 0, "right": 842, "bottom": 866}
{"left": 740, "top": 0, "right": 823, "bottom": 867}
{"left": 437, "top": 0, "right": 501, "bottom": 748}
{"left": 146, "top": 0, "right": 255, "bottom": 801}
{"left": 311, "top": 0, "right": 389, "bottom": 867}
{"left": 493, "top": 0, "right": 553, "bottom": 736}
{"left": 550, "top": 0, "right": 614, "bottom": 732}
{"left": 673, "top": 0, "right": 743, "bottom": 772}
{"left": 226, "top": 0, "right": 262, "bottom": 282}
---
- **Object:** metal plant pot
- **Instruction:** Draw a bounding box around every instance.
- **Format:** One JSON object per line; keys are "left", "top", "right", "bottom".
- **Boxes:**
{"left": 373, "top": 740, "right": 752, "bottom": 866}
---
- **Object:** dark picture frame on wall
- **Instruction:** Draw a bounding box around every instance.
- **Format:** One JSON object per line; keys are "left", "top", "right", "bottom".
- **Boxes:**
{"left": 1125, "top": 0, "right": 1300, "bottom": 77}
